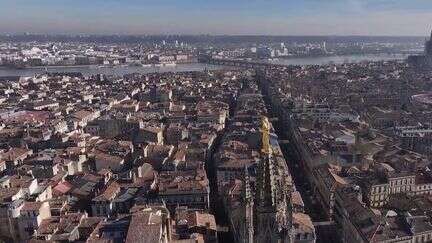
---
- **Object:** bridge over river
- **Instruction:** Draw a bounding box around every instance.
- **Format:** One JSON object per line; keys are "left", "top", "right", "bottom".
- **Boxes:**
{"left": 199, "top": 55, "right": 288, "bottom": 69}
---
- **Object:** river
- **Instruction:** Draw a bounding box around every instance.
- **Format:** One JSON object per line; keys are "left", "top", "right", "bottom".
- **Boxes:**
{"left": 0, "top": 54, "right": 408, "bottom": 77}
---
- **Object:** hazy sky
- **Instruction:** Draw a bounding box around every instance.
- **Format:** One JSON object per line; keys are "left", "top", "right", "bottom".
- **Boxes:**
{"left": 1, "top": 0, "right": 432, "bottom": 36}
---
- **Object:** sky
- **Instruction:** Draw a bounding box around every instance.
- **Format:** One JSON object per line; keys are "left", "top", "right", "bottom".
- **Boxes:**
{"left": 1, "top": 0, "right": 432, "bottom": 36}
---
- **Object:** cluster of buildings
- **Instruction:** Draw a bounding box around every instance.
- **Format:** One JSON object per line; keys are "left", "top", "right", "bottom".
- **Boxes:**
{"left": 260, "top": 53, "right": 432, "bottom": 242}
{"left": 0, "top": 69, "right": 247, "bottom": 242}
{"left": 206, "top": 40, "right": 415, "bottom": 61}
{"left": 0, "top": 41, "right": 195, "bottom": 68}
{"left": 1, "top": 32, "right": 431, "bottom": 243}
{"left": 209, "top": 43, "right": 328, "bottom": 60}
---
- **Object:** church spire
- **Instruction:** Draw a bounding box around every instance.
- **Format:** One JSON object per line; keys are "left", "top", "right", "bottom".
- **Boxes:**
{"left": 255, "top": 116, "right": 295, "bottom": 243}
{"left": 259, "top": 116, "right": 275, "bottom": 207}
{"left": 244, "top": 166, "right": 252, "bottom": 202}
{"left": 243, "top": 166, "right": 254, "bottom": 243}
{"left": 261, "top": 116, "right": 272, "bottom": 155}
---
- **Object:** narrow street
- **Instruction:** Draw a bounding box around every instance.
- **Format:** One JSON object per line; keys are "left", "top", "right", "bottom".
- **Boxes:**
{"left": 205, "top": 130, "right": 236, "bottom": 243}
{"left": 204, "top": 92, "right": 239, "bottom": 243}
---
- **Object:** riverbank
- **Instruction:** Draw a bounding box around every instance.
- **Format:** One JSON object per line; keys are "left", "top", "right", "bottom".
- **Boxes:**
{"left": 0, "top": 63, "right": 233, "bottom": 77}
{"left": 0, "top": 61, "right": 200, "bottom": 70}
{"left": 0, "top": 53, "right": 408, "bottom": 77}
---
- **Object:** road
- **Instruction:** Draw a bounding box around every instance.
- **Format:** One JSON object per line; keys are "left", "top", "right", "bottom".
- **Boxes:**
{"left": 204, "top": 94, "right": 238, "bottom": 243}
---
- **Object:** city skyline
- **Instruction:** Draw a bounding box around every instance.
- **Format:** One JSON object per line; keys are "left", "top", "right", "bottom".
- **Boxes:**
{"left": 2, "top": 0, "right": 432, "bottom": 36}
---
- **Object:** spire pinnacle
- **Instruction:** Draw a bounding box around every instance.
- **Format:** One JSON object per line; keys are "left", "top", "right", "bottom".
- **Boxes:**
{"left": 261, "top": 116, "right": 272, "bottom": 154}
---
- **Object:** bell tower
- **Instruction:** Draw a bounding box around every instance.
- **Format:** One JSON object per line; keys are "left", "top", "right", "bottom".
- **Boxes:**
{"left": 254, "top": 116, "right": 293, "bottom": 243}
{"left": 255, "top": 116, "right": 276, "bottom": 243}
{"left": 425, "top": 28, "right": 432, "bottom": 57}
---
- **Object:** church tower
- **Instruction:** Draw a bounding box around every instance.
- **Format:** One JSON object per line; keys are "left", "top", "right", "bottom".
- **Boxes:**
{"left": 254, "top": 116, "right": 293, "bottom": 243}
{"left": 425, "top": 28, "right": 432, "bottom": 57}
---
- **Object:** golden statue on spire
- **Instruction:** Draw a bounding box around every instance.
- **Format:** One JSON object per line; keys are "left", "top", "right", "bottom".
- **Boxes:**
{"left": 261, "top": 116, "right": 272, "bottom": 155}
